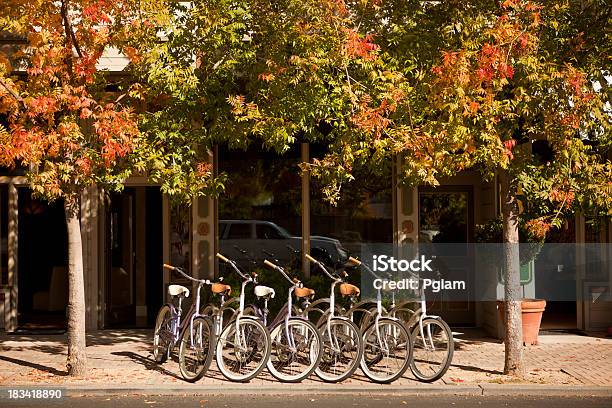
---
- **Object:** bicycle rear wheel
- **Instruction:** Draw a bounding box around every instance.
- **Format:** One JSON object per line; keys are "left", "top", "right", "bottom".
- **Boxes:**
{"left": 360, "top": 318, "right": 412, "bottom": 383}
{"left": 267, "top": 318, "right": 322, "bottom": 382}
{"left": 410, "top": 317, "right": 454, "bottom": 382}
{"left": 216, "top": 318, "right": 271, "bottom": 382}
{"left": 315, "top": 318, "right": 363, "bottom": 383}
{"left": 178, "top": 316, "right": 215, "bottom": 382}
{"left": 153, "top": 304, "right": 173, "bottom": 364}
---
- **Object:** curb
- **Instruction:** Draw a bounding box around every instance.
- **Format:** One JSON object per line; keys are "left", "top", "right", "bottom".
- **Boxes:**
{"left": 2, "top": 384, "right": 611, "bottom": 398}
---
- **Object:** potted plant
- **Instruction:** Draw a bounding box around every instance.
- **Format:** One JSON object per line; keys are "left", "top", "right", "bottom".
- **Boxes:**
{"left": 476, "top": 217, "right": 546, "bottom": 345}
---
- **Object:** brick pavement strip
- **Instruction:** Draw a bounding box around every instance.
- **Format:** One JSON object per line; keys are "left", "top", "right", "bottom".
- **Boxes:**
{"left": 0, "top": 330, "right": 611, "bottom": 390}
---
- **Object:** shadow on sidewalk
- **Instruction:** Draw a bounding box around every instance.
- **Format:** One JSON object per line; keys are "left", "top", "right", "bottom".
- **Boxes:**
{"left": 450, "top": 362, "right": 502, "bottom": 375}
{"left": 0, "top": 354, "right": 67, "bottom": 376}
{"left": 111, "top": 351, "right": 183, "bottom": 380}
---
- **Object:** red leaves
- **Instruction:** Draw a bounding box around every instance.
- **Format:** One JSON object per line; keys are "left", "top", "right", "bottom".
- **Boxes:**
{"left": 83, "top": 0, "right": 112, "bottom": 25}
{"left": 344, "top": 29, "right": 380, "bottom": 61}
{"left": 351, "top": 89, "right": 404, "bottom": 138}
{"left": 74, "top": 51, "right": 104, "bottom": 84}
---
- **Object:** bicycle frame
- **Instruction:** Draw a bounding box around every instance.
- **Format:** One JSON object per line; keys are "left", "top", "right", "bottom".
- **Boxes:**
{"left": 163, "top": 264, "right": 212, "bottom": 349}
{"left": 263, "top": 259, "right": 313, "bottom": 352}
{"left": 305, "top": 255, "right": 354, "bottom": 353}
{"left": 350, "top": 259, "right": 404, "bottom": 354}
{"left": 366, "top": 256, "right": 443, "bottom": 351}
{"left": 216, "top": 253, "right": 261, "bottom": 352}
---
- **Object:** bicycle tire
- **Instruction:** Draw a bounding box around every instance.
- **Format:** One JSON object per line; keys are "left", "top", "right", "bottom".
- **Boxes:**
{"left": 315, "top": 318, "right": 363, "bottom": 383}
{"left": 216, "top": 318, "right": 271, "bottom": 382}
{"left": 409, "top": 317, "right": 454, "bottom": 382}
{"left": 360, "top": 318, "right": 412, "bottom": 383}
{"left": 153, "top": 304, "right": 173, "bottom": 364}
{"left": 178, "top": 316, "right": 215, "bottom": 382}
{"left": 267, "top": 318, "right": 323, "bottom": 382}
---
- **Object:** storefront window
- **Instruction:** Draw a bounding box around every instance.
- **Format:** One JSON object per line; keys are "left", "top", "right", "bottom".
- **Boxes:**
{"left": 310, "top": 145, "right": 393, "bottom": 263}
{"left": 218, "top": 144, "right": 302, "bottom": 268}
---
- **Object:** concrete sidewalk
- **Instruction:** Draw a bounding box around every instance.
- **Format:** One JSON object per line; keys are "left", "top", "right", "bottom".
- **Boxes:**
{"left": 0, "top": 329, "right": 611, "bottom": 394}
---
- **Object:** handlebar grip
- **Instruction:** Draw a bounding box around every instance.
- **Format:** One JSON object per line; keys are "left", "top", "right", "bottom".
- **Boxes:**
{"left": 216, "top": 253, "right": 230, "bottom": 263}
{"left": 163, "top": 264, "right": 175, "bottom": 271}
{"left": 348, "top": 256, "right": 361, "bottom": 266}
{"left": 263, "top": 259, "right": 277, "bottom": 269}
{"left": 304, "top": 254, "right": 316, "bottom": 263}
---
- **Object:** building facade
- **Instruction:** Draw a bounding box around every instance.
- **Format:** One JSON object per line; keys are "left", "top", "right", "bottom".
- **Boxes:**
{"left": 1, "top": 147, "right": 610, "bottom": 335}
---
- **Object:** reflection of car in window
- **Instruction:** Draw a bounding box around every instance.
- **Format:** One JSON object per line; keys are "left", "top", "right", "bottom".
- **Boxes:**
{"left": 219, "top": 220, "right": 349, "bottom": 269}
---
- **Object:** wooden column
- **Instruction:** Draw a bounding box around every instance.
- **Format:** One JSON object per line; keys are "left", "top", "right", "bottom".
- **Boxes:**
{"left": 7, "top": 182, "right": 18, "bottom": 332}
{"left": 301, "top": 143, "right": 310, "bottom": 278}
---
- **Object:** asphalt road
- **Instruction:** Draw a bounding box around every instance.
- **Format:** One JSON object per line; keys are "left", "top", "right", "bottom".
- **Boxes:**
{"left": 2, "top": 394, "right": 611, "bottom": 408}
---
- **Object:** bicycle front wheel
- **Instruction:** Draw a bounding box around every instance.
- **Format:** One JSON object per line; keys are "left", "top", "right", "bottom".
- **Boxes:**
{"left": 267, "top": 318, "right": 322, "bottom": 382}
{"left": 361, "top": 318, "right": 412, "bottom": 383}
{"left": 410, "top": 317, "right": 454, "bottom": 382}
{"left": 178, "top": 316, "right": 215, "bottom": 382}
{"left": 153, "top": 304, "right": 173, "bottom": 364}
{"left": 315, "top": 318, "right": 363, "bottom": 383}
{"left": 216, "top": 318, "right": 271, "bottom": 382}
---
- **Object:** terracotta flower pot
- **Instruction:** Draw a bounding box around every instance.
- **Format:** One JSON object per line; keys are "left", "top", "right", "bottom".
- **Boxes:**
{"left": 497, "top": 299, "right": 547, "bottom": 345}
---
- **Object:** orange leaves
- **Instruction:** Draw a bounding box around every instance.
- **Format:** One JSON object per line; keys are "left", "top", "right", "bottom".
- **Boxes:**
{"left": 196, "top": 162, "right": 213, "bottom": 177}
{"left": 92, "top": 107, "right": 138, "bottom": 167}
{"left": 525, "top": 217, "right": 551, "bottom": 240}
{"left": 549, "top": 189, "right": 575, "bottom": 206}
{"left": 351, "top": 89, "right": 405, "bottom": 138}
{"left": 123, "top": 46, "right": 141, "bottom": 64}
{"left": 343, "top": 29, "right": 380, "bottom": 61}
{"left": 463, "top": 99, "right": 480, "bottom": 117}
{"left": 26, "top": 96, "right": 58, "bottom": 118}
{"left": 258, "top": 72, "right": 275, "bottom": 82}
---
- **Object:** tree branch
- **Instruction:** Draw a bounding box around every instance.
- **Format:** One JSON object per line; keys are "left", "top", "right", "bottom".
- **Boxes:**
{"left": 61, "top": 0, "right": 83, "bottom": 59}
{"left": 0, "top": 77, "right": 24, "bottom": 108}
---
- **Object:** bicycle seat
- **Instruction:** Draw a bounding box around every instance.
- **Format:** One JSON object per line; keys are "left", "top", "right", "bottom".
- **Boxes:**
{"left": 295, "top": 287, "right": 315, "bottom": 298}
{"left": 168, "top": 284, "right": 190, "bottom": 298}
{"left": 254, "top": 285, "right": 275, "bottom": 299}
{"left": 211, "top": 282, "right": 232, "bottom": 295}
{"left": 339, "top": 283, "right": 360, "bottom": 297}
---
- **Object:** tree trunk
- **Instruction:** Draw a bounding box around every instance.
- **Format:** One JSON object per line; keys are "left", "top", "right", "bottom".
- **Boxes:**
{"left": 64, "top": 196, "right": 87, "bottom": 377}
{"left": 500, "top": 170, "right": 525, "bottom": 377}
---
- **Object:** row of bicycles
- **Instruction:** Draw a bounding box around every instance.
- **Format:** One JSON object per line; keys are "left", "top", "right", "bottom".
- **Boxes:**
{"left": 152, "top": 251, "right": 454, "bottom": 384}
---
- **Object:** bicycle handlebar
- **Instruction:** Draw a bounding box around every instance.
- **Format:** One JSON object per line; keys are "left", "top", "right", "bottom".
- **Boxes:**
{"left": 305, "top": 254, "right": 343, "bottom": 282}
{"left": 216, "top": 253, "right": 230, "bottom": 263}
{"left": 348, "top": 256, "right": 361, "bottom": 266}
{"left": 263, "top": 259, "right": 299, "bottom": 286}
{"left": 163, "top": 263, "right": 210, "bottom": 284}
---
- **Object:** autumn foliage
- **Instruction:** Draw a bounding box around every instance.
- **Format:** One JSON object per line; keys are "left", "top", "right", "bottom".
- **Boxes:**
{"left": 0, "top": 0, "right": 142, "bottom": 200}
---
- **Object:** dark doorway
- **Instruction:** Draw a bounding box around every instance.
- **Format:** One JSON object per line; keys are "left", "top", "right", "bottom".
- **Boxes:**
{"left": 418, "top": 186, "right": 475, "bottom": 326}
{"left": 17, "top": 188, "right": 68, "bottom": 331}
{"left": 104, "top": 187, "right": 163, "bottom": 328}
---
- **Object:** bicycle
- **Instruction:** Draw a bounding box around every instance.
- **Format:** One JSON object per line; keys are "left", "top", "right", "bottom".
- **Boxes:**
{"left": 261, "top": 259, "right": 323, "bottom": 382}
{"left": 152, "top": 264, "right": 215, "bottom": 382}
{"left": 344, "top": 256, "right": 413, "bottom": 383}
{"left": 304, "top": 254, "right": 363, "bottom": 383}
{"left": 214, "top": 253, "right": 272, "bottom": 382}
{"left": 360, "top": 255, "right": 454, "bottom": 383}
